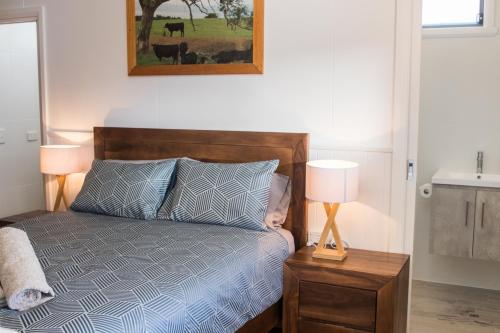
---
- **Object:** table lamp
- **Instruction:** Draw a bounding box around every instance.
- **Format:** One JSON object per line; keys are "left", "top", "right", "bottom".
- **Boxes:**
{"left": 40, "top": 145, "right": 81, "bottom": 211}
{"left": 306, "top": 160, "right": 359, "bottom": 261}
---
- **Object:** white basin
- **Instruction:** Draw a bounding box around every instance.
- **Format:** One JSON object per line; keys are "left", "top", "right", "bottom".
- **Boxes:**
{"left": 432, "top": 169, "right": 500, "bottom": 188}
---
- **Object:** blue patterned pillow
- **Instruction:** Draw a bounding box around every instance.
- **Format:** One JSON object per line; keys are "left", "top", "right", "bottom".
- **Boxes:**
{"left": 71, "top": 159, "right": 176, "bottom": 220}
{"left": 159, "top": 159, "right": 279, "bottom": 231}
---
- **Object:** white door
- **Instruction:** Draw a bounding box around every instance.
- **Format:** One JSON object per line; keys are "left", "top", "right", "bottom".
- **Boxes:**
{"left": 0, "top": 21, "right": 44, "bottom": 217}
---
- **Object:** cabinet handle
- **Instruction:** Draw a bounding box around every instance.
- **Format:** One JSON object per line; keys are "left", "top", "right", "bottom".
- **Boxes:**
{"left": 465, "top": 201, "right": 470, "bottom": 227}
{"left": 481, "top": 202, "right": 486, "bottom": 228}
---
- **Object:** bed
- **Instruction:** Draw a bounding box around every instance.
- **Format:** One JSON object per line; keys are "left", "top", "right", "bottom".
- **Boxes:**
{"left": 0, "top": 127, "right": 309, "bottom": 333}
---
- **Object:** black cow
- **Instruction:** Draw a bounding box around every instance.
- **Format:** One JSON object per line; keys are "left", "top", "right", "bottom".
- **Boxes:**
{"left": 152, "top": 44, "right": 179, "bottom": 64}
{"left": 212, "top": 46, "right": 252, "bottom": 64}
{"left": 179, "top": 42, "right": 197, "bottom": 65}
{"left": 164, "top": 22, "right": 185, "bottom": 37}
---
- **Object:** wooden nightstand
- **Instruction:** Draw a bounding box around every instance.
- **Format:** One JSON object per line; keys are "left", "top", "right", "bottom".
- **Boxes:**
{"left": 0, "top": 210, "right": 49, "bottom": 228}
{"left": 283, "top": 247, "right": 410, "bottom": 333}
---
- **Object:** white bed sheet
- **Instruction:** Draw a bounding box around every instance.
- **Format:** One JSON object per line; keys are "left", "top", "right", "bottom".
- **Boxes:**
{"left": 276, "top": 228, "right": 295, "bottom": 254}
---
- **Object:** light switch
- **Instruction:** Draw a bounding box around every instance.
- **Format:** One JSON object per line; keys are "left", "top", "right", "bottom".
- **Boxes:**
{"left": 0, "top": 129, "right": 5, "bottom": 144}
{"left": 26, "top": 130, "right": 38, "bottom": 142}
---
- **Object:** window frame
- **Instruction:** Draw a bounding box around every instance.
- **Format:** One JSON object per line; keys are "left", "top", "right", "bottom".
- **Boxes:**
{"left": 423, "top": 0, "right": 498, "bottom": 38}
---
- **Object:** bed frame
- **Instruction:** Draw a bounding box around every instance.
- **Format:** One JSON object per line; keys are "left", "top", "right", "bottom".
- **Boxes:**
{"left": 94, "top": 127, "right": 309, "bottom": 333}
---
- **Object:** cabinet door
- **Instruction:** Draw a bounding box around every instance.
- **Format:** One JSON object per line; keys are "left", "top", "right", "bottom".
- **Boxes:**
{"left": 474, "top": 190, "right": 500, "bottom": 261}
{"left": 430, "top": 186, "right": 476, "bottom": 258}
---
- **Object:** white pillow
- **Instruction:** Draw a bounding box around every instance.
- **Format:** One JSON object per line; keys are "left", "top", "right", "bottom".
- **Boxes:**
{"left": 265, "top": 173, "right": 292, "bottom": 229}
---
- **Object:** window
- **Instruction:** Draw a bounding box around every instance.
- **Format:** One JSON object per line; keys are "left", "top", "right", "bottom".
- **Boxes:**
{"left": 423, "top": 0, "right": 483, "bottom": 28}
{"left": 422, "top": 0, "right": 497, "bottom": 38}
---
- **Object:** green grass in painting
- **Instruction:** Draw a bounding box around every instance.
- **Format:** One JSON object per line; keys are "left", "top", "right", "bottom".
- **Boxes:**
{"left": 137, "top": 18, "right": 253, "bottom": 65}
{"left": 148, "top": 18, "right": 252, "bottom": 39}
{"left": 137, "top": 52, "right": 166, "bottom": 66}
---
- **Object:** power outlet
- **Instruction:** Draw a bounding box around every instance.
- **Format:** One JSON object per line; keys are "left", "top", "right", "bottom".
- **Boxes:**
{"left": 0, "top": 129, "right": 5, "bottom": 144}
{"left": 26, "top": 130, "right": 38, "bottom": 142}
{"left": 307, "top": 231, "right": 349, "bottom": 249}
{"left": 307, "top": 231, "right": 333, "bottom": 246}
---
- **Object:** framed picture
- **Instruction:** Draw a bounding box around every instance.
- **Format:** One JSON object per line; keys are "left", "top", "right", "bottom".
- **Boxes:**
{"left": 127, "top": 0, "right": 263, "bottom": 76}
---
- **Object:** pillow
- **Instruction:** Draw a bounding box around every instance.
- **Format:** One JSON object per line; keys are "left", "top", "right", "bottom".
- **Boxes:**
{"left": 71, "top": 159, "right": 176, "bottom": 220}
{"left": 109, "top": 158, "right": 182, "bottom": 205}
{"left": 265, "top": 173, "right": 292, "bottom": 229}
{"left": 160, "top": 159, "right": 279, "bottom": 231}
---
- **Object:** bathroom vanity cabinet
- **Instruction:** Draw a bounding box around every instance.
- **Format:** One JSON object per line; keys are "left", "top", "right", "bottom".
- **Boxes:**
{"left": 431, "top": 185, "right": 500, "bottom": 261}
{"left": 473, "top": 190, "right": 500, "bottom": 261}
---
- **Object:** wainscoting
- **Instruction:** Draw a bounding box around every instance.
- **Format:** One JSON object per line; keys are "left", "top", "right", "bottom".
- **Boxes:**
{"left": 47, "top": 130, "right": 395, "bottom": 252}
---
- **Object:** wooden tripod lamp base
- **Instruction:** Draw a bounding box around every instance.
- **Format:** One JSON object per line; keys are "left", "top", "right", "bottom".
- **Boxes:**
{"left": 54, "top": 175, "right": 70, "bottom": 212}
{"left": 313, "top": 202, "right": 347, "bottom": 261}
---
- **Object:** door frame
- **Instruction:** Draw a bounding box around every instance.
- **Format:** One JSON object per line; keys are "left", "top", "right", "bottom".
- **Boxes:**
{"left": 403, "top": 0, "right": 423, "bottom": 256}
{"left": 390, "top": 0, "right": 422, "bottom": 329}
{"left": 0, "top": 7, "right": 50, "bottom": 209}
{"left": 390, "top": 0, "right": 423, "bottom": 255}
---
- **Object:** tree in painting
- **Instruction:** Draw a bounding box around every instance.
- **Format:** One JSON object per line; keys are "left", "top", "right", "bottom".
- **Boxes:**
{"left": 137, "top": 0, "right": 164, "bottom": 53}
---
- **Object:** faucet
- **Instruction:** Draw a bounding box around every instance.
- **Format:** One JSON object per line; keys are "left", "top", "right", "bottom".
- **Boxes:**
{"left": 477, "top": 151, "right": 484, "bottom": 174}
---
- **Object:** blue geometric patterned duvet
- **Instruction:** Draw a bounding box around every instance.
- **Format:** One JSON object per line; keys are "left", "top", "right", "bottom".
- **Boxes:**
{"left": 0, "top": 212, "right": 289, "bottom": 333}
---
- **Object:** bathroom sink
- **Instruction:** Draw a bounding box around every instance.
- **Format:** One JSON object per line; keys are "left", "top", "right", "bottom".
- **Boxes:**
{"left": 432, "top": 169, "right": 500, "bottom": 188}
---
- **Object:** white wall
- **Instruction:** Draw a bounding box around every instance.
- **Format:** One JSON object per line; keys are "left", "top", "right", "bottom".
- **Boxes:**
{"left": 0, "top": 21, "right": 44, "bottom": 217}
{"left": 414, "top": 2, "right": 500, "bottom": 290}
{"left": 1, "top": 0, "right": 409, "bottom": 252}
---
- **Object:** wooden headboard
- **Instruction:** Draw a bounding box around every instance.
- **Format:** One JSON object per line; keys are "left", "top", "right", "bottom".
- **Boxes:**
{"left": 94, "top": 127, "right": 309, "bottom": 249}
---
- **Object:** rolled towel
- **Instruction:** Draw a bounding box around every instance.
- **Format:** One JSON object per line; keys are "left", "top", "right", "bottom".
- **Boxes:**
{"left": 0, "top": 227, "right": 54, "bottom": 311}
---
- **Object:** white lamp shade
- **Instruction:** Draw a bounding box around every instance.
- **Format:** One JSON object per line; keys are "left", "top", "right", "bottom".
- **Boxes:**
{"left": 40, "top": 145, "right": 82, "bottom": 175}
{"left": 306, "top": 160, "right": 359, "bottom": 203}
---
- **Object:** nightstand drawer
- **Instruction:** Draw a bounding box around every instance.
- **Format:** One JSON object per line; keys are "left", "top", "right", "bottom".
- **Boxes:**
{"left": 299, "top": 281, "right": 376, "bottom": 331}
{"left": 299, "top": 318, "right": 370, "bottom": 333}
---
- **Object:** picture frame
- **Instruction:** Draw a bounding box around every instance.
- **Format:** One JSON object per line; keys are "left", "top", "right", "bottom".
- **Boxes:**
{"left": 126, "top": 0, "right": 264, "bottom": 76}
